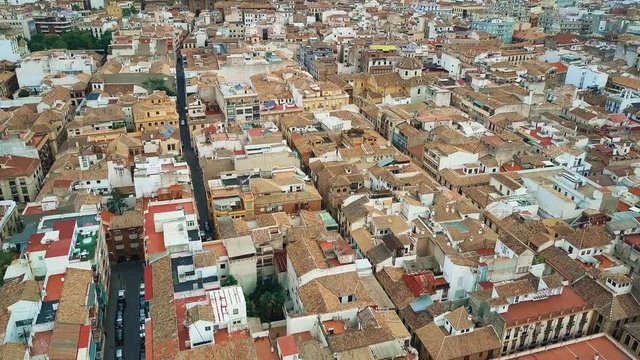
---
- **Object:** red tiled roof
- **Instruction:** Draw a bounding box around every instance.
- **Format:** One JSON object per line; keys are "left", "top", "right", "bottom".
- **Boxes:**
{"left": 26, "top": 219, "right": 75, "bottom": 259}
{"left": 145, "top": 321, "right": 153, "bottom": 360}
{"left": 501, "top": 163, "right": 523, "bottom": 172}
{"left": 625, "top": 234, "right": 640, "bottom": 248}
{"left": 31, "top": 330, "right": 53, "bottom": 356}
{"left": 402, "top": 272, "right": 436, "bottom": 297}
{"left": 500, "top": 287, "right": 591, "bottom": 327}
{"left": 274, "top": 250, "right": 287, "bottom": 273}
{"left": 0, "top": 155, "right": 40, "bottom": 179}
{"left": 482, "top": 135, "right": 505, "bottom": 146}
{"left": 144, "top": 265, "right": 153, "bottom": 300}
{"left": 255, "top": 337, "right": 279, "bottom": 360}
{"left": 513, "top": 333, "right": 633, "bottom": 360}
{"left": 45, "top": 274, "right": 65, "bottom": 301}
{"left": 609, "top": 113, "right": 628, "bottom": 123}
{"left": 78, "top": 325, "right": 91, "bottom": 349}
{"left": 548, "top": 62, "right": 567, "bottom": 73}
{"left": 322, "top": 320, "right": 345, "bottom": 335}
{"left": 276, "top": 335, "right": 298, "bottom": 357}
{"left": 594, "top": 254, "right": 615, "bottom": 269}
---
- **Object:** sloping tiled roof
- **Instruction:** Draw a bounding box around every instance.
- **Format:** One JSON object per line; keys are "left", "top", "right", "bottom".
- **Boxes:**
{"left": 149, "top": 255, "right": 179, "bottom": 359}
{"left": 298, "top": 272, "right": 373, "bottom": 314}
{"left": 56, "top": 268, "right": 92, "bottom": 325}
{"left": 539, "top": 246, "right": 586, "bottom": 283}
{"left": 0, "top": 342, "right": 26, "bottom": 360}
{"left": 415, "top": 324, "right": 501, "bottom": 360}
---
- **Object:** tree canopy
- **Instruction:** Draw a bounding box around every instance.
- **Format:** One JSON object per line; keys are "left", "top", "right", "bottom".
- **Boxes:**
{"left": 27, "top": 30, "right": 112, "bottom": 53}
{"left": 143, "top": 78, "right": 176, "bottom": 96}
{"left": 246, "top": 280, "right": 286, "bottom": 322}
{"left": 107, "top": 189, "right": 127, "bottom": 215}
{"left": 221, "top": 275, "right": 238, "bottom": 287}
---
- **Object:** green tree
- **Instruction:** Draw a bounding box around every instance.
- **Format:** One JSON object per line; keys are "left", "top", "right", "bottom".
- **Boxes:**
{"left": 17, "top": 89, "right": 30, "bottom": 98}
{"left": 72, "top": 4, "right": 83, "bottom": 11}
{"left": 0, "top": 250, "right": 16, "bottom": 286}
{"left": 221, "top": 274, "right": 238, "bottom": 287}
{"left": 27, "top": 30, "right": 107, "bottom": 52}
{"left": 106, "top": 189, "right": 127, "bottom": 215}
{"left": 143, "top": 78, "right": 176, "bottom": 96}
{"left": 130, "top": 5, "right": 139, "bottom": 15}
{"left": 247, "top": 280, "right": 286, "bottom": 322}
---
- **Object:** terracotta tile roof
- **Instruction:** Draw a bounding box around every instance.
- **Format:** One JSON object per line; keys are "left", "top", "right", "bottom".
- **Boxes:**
{"left": 538, "top": 246, "right": 586, "bottom": 282}
{"left": 185, "top": 304, "right": 213, "bottom": 326}
{"left": 149, "top": 255, "right": 179, "bottom": 360}
{"left": 0, "top": 155, "right": 40, "bottom": 179}
{"left": 572, "top": 276, "right": 640, "bottom": 321}
{"left": 610, "top": 76, "right": 640, "bottom": 91}
{"left": 509, "top": 333, "right": 633, "bottom": 360}
{"left": 109, "top": 210, "right": 144, "bottom": 229}
{"left": 564, "top": 226, "right": 611, "bottom": 249}
{"left": 0, "top": 342, "right": 26, "bottom": 360}
{"left": 193, "top": 250, "right": 217, "bottom": 268}
{"left": 500, "top": 287, "right": 591, "bottom": 327}
{"left": 0, "top": 278, "right": 40, "bottom": 310}
{"left": 276, "top": 335, "right": 298, "bottom": 357}
{"left": 297, "top": 339, "right": 332, "bottom": 359}
{"left": 375, "top": 267, "right": 415, "bottom": 309}
{"left": 326, "top": 325, "right": 393, "bottom": 353}
{"left": 174, "top": 334, "right": 257, "bottom": 360}
{"left": 56, "top": 268, "right": 92, "bottom": 325}
{"left": 49, "top": 323, "right": 80, "bottom": 360}
{"left": 350, "top": 228, "right": 374, "bottom": 253}
{"left": 298, "top": 272, "right": 373, "bottom": 314}
{"left": 444, "top": 307, "right": 474, "bottom": 330}
{"left": 286, "top": 236, "right": 327, "bottom": 277}
{"left": 415, "top": 324, "right": 501, "bottom": 360}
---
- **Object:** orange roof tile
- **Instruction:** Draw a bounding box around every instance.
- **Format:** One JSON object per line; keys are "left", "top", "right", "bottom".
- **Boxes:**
{"left": 500, "top": 287, "right": 591, "bottom": 327}
{"left": 45, "top": 274, "right": 65, "bottom": 301}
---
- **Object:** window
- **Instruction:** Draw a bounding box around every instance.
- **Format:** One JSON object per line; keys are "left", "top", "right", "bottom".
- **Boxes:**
{"left": 233, "top": 309, "right": 239, "bottom": 315}
{"left": 204, "top": 326, "right": 211, "bottom": 331}
{"left": 220, "top": 264, "right": 226, "bottom": 269}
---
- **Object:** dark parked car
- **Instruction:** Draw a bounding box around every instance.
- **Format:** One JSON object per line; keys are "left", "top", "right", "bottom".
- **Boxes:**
{"left": 116, "top": 328, "right": 124, "bottom": 345}
{"left": 204, "top": 221, "right": 212, "bottom": 233}
{"left": 115, "top": 310, "right": 123, "bottom": 329}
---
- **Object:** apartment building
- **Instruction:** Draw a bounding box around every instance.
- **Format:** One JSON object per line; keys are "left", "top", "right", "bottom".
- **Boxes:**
{"left": 0, "top": 155, "right": 43, "bottom": 203}
{"left": 103, "top": 210, "right": 144, "bottom": 262}
{"left": 132, "top": 91, "right": 179, "bottom": 132}
{"left": 215, "top": 82, "right": 260, "bottom": 122}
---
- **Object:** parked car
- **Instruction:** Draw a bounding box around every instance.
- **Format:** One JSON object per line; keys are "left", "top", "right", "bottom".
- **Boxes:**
{"left": 204, "top": 221, "right": 212, "bottom": 233}
{"left": 140, "top": 323, "right": 146, "bottom": 338}
{"left": 139, "top": 297, "right": 146, "bottom": 310}
{"left": 117, "top": 290, "right": 126, "bottom": 301}
{"left": 139, "top": 308, "right": 146, "bottom": 324}
{"left": 116, "top": 328, "right": 124, "bottom": 345}
{"left": 116, "top": 348, "right": 124, "bottom": 360}
{"left": 115, "top": 310, "right": 124, "bottom": 329}
{"left": 117, "top": 301, "right": 125, "bottom": 311}
{"left": 139, "top": 283, "right": 145, "bottom": 297}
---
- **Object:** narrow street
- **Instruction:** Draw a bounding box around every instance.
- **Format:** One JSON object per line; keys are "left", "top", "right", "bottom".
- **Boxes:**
{"left": 175, "top": 51, "right": 213, "bottom": 237}
{"left": 103, "top": 262, "right": 143, "bottom": 360}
